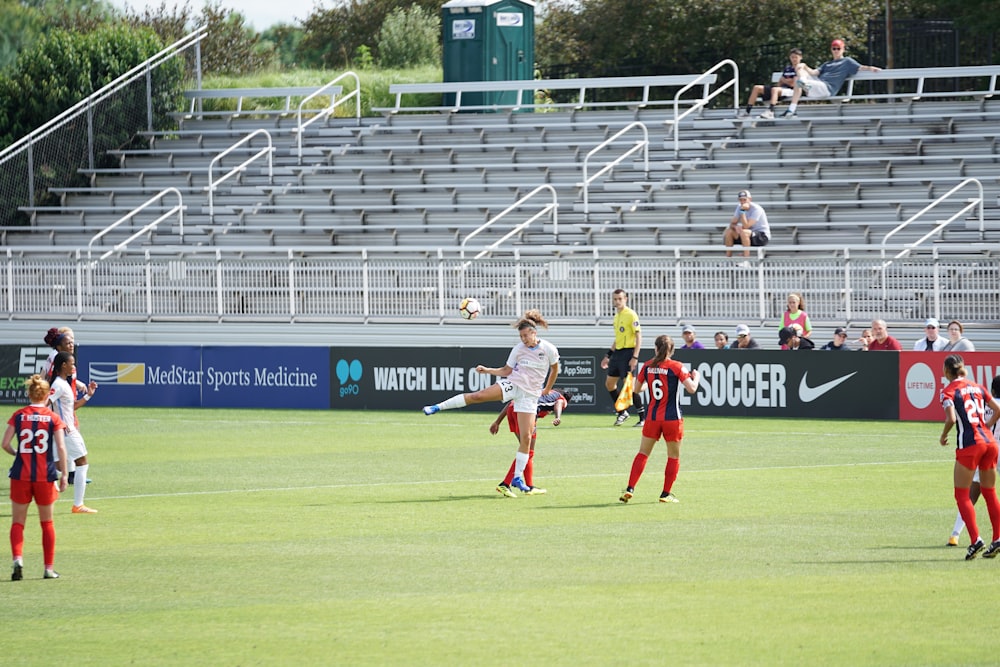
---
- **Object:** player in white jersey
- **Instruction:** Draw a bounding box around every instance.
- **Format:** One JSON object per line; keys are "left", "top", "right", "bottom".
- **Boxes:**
{"left": 423, "top": 310, "right": 560, "bottom": 494}
{"left": 48, "top": 352, "right": 99, "bottom": 514}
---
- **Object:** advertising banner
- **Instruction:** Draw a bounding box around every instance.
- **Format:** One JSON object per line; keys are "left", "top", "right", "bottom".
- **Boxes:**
{"left": 329, "top": 347, "right": 599, "bottom": 413}
{"left": 898, "top": 351, "right": 1000, "bottom": 422}
{"left": 12, "top": 343, "right": 997, "bottom": 422}
{"left": 672, "top": 349, "right": 900, "bottom": 420}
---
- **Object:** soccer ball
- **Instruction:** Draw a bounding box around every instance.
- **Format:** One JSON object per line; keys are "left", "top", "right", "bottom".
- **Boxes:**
{"left": 459, "top": 298, "right": 481, "bottom": 320}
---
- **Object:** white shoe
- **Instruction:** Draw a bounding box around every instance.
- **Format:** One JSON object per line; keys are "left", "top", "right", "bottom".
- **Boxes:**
{"left": 759, "top": 110, "right": 774, "bottom": 120}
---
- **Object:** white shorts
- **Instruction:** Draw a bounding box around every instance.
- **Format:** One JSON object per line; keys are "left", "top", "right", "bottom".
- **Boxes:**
{"left": 64, "top": 430, "right": 88, "bottom": 462}
{"left": 497, "top": 378, "right": 540, "bottom": 414}
{"left": 798, "top": 75, "right": 832, "bottom": 99}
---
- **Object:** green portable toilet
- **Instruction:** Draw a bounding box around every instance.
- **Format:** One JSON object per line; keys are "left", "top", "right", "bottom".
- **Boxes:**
{"left": 441, "top": 0, "right": 535, "bottom": 110}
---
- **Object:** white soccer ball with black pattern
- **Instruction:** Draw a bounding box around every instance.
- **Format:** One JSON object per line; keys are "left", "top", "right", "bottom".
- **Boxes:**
{"left": 459, "top": 298, "right": 481, "bottom": 320}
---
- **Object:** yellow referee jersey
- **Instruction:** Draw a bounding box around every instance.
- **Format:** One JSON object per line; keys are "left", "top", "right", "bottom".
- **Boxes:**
{"left": 613, "top": 306, "right": 641, "bottom": 350}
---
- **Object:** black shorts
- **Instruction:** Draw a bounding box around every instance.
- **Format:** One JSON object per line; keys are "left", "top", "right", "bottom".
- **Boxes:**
{"left": 607, "top": 348, "right": 635, "bottom": 378}
{"left": 750, "top": 231, "right": 769, "bottom": 247}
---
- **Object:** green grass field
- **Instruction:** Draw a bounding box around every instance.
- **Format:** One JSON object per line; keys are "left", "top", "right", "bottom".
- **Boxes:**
{"left": 0, "top": 407, "right": 988, "bottom": 666}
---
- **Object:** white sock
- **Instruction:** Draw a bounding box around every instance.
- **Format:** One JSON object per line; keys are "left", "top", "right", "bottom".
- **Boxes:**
{"left": 514, "top": 451, "right": 529, "bottom": 478}
{"left": 952, "top": 512, "right": 965, "bottom": 538}
{"left": 788, "top": 103, "right": 798, "bottom": 113}
{"left": 73, "top": 464, "right": 88, "bottom": 507}
{"left": 438, "top": 395, "right": 468, "bottom": 411}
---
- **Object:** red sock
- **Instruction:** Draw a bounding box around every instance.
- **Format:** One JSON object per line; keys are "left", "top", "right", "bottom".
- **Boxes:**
{"left": 41, "top": 521, "right": 56, "bottom": 569}
{"left": 955, "top": 487, "right": 980, "bottom": 543}
{"left": 502, "top": 461, "right": 515, "bottom": 486}
{"left": 628, "top": 452, "right": 648, "bottom": 489}
{"left": 10, "top": 522, "right": 24, "bottom": 559}
{"left": 981, "top": 486, "right": 1000, "bottom": 542}
{"left": 525, "top": 449, "right": 535, "bottom": 487}
{"left": 663, "top": 457, "right": 680, "bottom": 494}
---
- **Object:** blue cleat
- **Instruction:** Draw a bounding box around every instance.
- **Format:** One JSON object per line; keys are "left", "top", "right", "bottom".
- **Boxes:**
{"left": 422, "top": 405, "right": 440, "bottom": 415}
{"left": 511, "top": 476, "right": 531, "bottom": 493}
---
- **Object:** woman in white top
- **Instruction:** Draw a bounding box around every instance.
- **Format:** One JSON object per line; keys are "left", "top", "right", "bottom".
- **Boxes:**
{"left": 423, "top": 310, "right": 560, "bottom": 494}
{"left": 48, "top": 353, "right": 99, "bottom": 514}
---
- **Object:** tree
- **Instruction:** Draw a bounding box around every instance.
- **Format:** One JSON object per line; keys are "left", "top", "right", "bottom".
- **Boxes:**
{"left": 297, "top": 0, "right": 443, "bottom": 70}
{"left": 377, "top": 5, "right": 441, "bottom": 69}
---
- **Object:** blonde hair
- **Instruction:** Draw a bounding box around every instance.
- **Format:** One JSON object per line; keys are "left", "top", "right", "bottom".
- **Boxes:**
{"left": 24, "top": 374, "right": 50, "bottom": 403}
{"left": 786, "top": 293, "right": 805, "bottom": 312}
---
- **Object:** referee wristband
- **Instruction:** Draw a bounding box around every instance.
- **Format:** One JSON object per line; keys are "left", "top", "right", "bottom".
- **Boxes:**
{"left": 82, "top": 394, "right": 90, "bottom": 402}
{"left": 606, "top": 349, "right": 613, "bottom": 359}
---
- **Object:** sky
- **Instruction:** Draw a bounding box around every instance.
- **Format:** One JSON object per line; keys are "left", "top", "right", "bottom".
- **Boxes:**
{"left": 107, "top": 0, "right": 317, "bottom": 31}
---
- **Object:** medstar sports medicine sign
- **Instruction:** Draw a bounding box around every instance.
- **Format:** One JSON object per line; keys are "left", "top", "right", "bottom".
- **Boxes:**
{"left": 0, "top": 344, "right": 997, "bottom": 421}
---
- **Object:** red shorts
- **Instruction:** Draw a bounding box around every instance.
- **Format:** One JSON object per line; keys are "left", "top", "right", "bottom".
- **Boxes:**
{"left": 956, "top": 441, "right": 999, "bottom": 472}
{"left": 642, "top": 419, "right": 683, "bottom": 442}
{"left": 504, "top": 406, "right": 537, "bottom": 437}
{"left": 9, "top": 479, "right": 59, "bottom": 506}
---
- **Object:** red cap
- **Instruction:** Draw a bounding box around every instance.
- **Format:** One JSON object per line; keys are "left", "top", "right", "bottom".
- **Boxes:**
{"left": 831, "top": 39, "right": 845, "bottom": 48}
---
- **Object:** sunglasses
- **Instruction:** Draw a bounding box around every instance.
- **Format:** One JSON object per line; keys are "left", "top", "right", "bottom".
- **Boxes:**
{"left": 831, "top": 47, "right": 843, "bottom": 51}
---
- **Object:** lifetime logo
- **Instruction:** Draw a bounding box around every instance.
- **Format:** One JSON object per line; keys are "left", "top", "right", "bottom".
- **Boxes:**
{"left": 336, "top": 359, "right": 362, "bottom": 399}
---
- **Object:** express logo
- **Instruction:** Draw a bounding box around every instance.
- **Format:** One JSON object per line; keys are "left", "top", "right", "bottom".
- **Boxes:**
{"left": 89, "top": 362, "right": 146, "bottom": 385}
{"left": 336, "top": 359, "right": 362, "bottom": 398}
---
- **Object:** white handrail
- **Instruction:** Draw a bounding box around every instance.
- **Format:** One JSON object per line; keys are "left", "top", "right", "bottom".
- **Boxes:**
{"left": 0, "top": 28, "right": 207, "bottom": 168}
{"left": 206, "top": 129, "right": 273, "bottom": 221}
{"left": 668, "top": 59, "right": 740, "bottom": 157}
{"left": 460, "top": 185, "right": 558, "bottom": 265}
{"left": 297, "top": 72, "right": 361, "bottom": 164}
{"left": 87, "top": 188, "right": 184, "bottom": 263}
{"left": 881, "top": 177, "right": 984, "bottom": 259}
{"left": 581, "top": 122, "right": 648, "bottom": 216}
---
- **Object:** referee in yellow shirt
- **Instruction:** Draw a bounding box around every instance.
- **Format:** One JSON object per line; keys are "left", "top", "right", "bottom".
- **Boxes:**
{"left": 600, "top": 288, "right": 645, "bottom": 426}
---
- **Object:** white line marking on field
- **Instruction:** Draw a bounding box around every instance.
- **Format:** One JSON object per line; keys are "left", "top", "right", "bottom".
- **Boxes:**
{"left": 82, "top": 458, "right": 947, "bottom": 502}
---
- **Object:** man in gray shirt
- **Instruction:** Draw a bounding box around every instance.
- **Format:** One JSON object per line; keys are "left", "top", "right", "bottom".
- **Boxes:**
{"left": 783, "top": 38, "right": 882, "bottom": 116}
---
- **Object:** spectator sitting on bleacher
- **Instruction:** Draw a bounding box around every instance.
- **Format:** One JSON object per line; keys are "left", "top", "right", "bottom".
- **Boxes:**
{"left": 723, "top": 190, "right": 770, "bottom": 258}
{"left": 782, "top": 39, "right": 882, "bottom": 117}
{"left": 914, "top": 318, "right": 948, "bottom": 351}
{"left": 740, "top": 48, "right": 803, "bottom": 120}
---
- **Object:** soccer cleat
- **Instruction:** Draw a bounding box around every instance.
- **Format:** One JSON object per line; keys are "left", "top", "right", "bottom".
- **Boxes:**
{"left": 422, "top": 405, "right": 440, "bottom": 415}
{"left": 983, "top": 540, "right": 1000, "bottom": 559}
{"left": 511, "top": 476, "right": 531, "bottom": 493}
{"left": 759, "top": 109, "right": 774, "bottom": 120}
{"left": 614, "top": 410, "right": 629, "bottom": 426}
{"left": 781, "top": 110, "right": 797, "bottom": 118}
{"left": 43, "top": 569, "right": 60, "bottom": 579}
{"left": 619, "top": 487, "right": 634, "bottom": 503}
{"left": 524, "top": 486, "right": 547, "bottom": 495}
{"left": 659, "top": 492, "right": 680, "bottom": 503}
{"left": 633, "top": 419, "right": 645, "bottom": 428}
{"left": 72, "top": 505, "right": 98, "bottom": 514}
{"left": 947, "top": 535, "right": 959, "bottom": 547}
{"left": 496, "top": 483, "right": 517, "bottom": 498}
{"left": 966, "top": 538, "right": 985, "bottom": 560}
{"left": 11, "top": 562, "right": 23, "bottom": 581}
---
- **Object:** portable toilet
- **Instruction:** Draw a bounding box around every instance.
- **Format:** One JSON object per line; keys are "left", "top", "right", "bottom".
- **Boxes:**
{"left": 441, "top": 0, "right": 535, "bottom": 110}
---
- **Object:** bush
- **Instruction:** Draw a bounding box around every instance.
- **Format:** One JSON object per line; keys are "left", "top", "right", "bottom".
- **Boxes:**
{"left": 376, "top": 5, "right": 441, "bottom": 69}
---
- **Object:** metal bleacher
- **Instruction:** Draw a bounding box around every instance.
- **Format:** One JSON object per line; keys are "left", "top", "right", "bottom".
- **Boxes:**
{"left": 2, "top": 63, "right": 999, "bottom": 341}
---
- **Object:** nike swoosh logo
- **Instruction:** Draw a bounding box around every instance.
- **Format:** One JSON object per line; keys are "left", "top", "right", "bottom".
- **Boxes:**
{"left": 799, "top": 371, "right": 858, "bottom": 403}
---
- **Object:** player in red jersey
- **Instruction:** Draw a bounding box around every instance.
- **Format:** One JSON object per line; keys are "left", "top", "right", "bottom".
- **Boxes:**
{"left": 939, "top": 355, "right": 1000, "bottom": 559}
{"left": 490, "top": 389, "right": 572, "bottom": 497}
{"left": 2, "top": 374, "right": 68, "bottom": 580}
{"left": 620, "top": 335, "right": 700, "bottom": 504}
